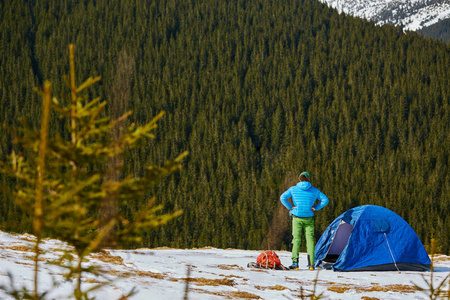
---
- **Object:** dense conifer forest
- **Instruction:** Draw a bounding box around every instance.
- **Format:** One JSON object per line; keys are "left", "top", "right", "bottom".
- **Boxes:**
{"left": 0, "top": 0, "right": 449, "bottom": 254}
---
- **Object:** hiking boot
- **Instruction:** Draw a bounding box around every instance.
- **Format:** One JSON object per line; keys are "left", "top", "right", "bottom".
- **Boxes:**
{"left": 289, "top": 261, "right": 299, "bottom": 270}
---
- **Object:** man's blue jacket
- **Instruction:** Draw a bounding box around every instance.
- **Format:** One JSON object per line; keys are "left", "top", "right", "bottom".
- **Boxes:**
{"left": 280, "top": 181, "right": 329, "bottom": 218}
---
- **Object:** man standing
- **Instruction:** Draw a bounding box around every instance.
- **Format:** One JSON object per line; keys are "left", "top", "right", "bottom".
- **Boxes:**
{"left": 280, "top": 171, "right": 329, "bottom": 270}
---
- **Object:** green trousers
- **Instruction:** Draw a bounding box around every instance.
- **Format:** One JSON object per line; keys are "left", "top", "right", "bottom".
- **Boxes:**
{"left": 291, "top": 216, "right": 315, "bottom": 266}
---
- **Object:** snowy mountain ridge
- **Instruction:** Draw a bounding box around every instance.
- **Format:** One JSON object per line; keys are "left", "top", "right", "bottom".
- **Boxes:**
{"left": 319, "top": 0, "right": 450, "bottom": 31}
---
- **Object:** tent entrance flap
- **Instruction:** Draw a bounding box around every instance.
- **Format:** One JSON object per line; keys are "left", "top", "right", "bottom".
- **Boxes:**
{"left": 324, "top": 221, "right": 353, "bottom": 263}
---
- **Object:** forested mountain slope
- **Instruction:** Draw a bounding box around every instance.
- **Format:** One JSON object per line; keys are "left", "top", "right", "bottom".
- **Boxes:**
{"left": 0, "top": 0, "right": 449, "bottom": 254}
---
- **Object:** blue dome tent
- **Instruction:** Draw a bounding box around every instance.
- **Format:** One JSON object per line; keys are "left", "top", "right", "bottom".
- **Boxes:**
{"left": 315, "top": 205, "right": 431, "bottom": 271}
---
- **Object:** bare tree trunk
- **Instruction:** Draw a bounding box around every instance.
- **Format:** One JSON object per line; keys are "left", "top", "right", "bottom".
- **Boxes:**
{"left": 260, "top": 171, "right": 297, "bottom": 250}
{"left": 34, "top": 82, "right": 52, "bottom": 300}
{"left": 100, "top": 49, "right": 135, "bottom": 247}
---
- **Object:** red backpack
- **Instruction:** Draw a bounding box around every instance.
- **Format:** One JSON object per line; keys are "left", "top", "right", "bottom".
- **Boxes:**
{"left": 256, "top": 250, "right": 287, "bottom": 270}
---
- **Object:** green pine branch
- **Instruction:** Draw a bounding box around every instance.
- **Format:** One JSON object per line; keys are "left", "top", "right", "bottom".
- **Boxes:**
{"left": 0, "top": 44, "right": 187, "bottom": 299}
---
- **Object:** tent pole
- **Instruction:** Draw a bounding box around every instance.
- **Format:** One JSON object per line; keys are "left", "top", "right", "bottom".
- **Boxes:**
{"left": 384, "top": 233, "right": 400, "bottom": 271}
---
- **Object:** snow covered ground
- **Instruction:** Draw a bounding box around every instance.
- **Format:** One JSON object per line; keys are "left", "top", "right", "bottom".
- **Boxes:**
{"left": 0, "top": 230, "right": 449, "bottom": 299}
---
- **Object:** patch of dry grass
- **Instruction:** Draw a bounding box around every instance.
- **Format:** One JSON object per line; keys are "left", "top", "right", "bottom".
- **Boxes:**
{"left": 84, "top": 278, "right": 106, "bottom": 284}
{"left": 135, "top": 270, "right": 164, "bottom": 279}
{"left": 361, "top": 297, "right": 380, "bottom": 300}
{"left": 23, "top": 254, "right": 47, "bottom": 262}
{"left": 106, "top": 269, "right": 164, "bottom": 279}
{"left": 228, "top": 291, "right": 260, "bottom": 299}
{"left": 284, "top": 276, "right": 306, "bottom": 285}
{"left": 4, "top": 245, "right": 33, "bottom": 252}
{"left": 438, "top": 290, "right": 450, "bottom": 298}
{"left": 269, "top": 285, "right": 289, "bottom": 291}
{"left": 13, "top": 261, "right": 34, "bottom": 266}
{"left": 20, "top": 233, "right": 36, "bottom": 242}
{"left": 188, "top": 288, "right": 260, "bottom": 299}
{"left": 254, "top": 284, "right": 290, "bottom": 292}
{"left": 177, "top": 277, "right": 235, "bottom": 286}
{"left": 90, "top": 251, "right": 124, "bottom": 265}
{"left": 186, "top": 288, "right": 224, "bottom": 297}
{"left": 218, "top": 264, "right": 245, "bottom": 271}
{"left": 327, "top": 283, "right": 353, "bottom": 293}
{"left": 249, "top": 268, "right": 267, "bottom": 273}
{"left": 186, "top": 264, "right": 197, "bottom": 269}
{"left": 224, "top": 274, "right": 246, "bottom": 281}
{"left": 433, "top": 255, "right": 450, "bottom": 263}
{"left": 327, "top": 282, "right": 420, "bottom": 294}
{"left": 366, "top": 284, "right": 420, "bottom": 293}
{"left": 106, "top": 269, "right": 127, "bottom": 277}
